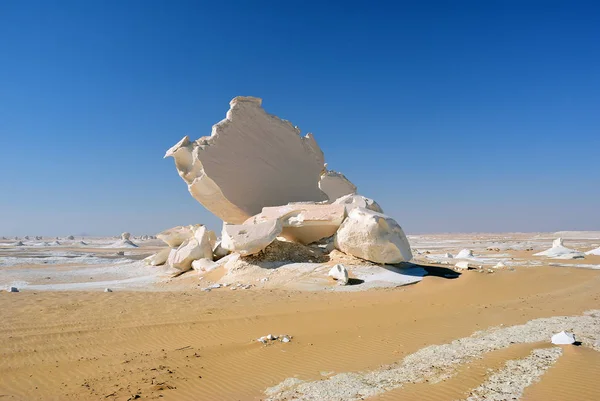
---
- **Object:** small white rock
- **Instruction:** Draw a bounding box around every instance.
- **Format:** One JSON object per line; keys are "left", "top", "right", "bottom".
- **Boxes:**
{"left": 494, "top": 261, "right": 506, "bottom": 268}
{"left": 104, "top": 288, "right": 113, "bottom": 292}
{"left": 281, "top": 336, "right": 291, "bottom": 343}
{"left": 455, "top": 261, "right": 470, "bottom": 270}
{"left": 328, "top": 264, "right": 349, "bottom": 285}
{"left": 551, "top": 331, "right": 576, "bottom": 345}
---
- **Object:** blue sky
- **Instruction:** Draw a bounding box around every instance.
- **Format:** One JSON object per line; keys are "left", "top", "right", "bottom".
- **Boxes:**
{"left": 1, "top": 1, "right": 598, "bottom": 236}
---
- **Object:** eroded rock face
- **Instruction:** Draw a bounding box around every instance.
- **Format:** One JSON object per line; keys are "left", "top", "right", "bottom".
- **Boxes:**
{"left": 165, "top": 97, "right": 328, "bottom": 224}
{"left": 334, "top": 208, "right": 412, "bottom": 264}
{"left": 144, "top": 248, "right": 171, "bottom": 266}
{"left": 120, "top": 232, "right": 131, "bottom": 240}
{"left": 319, "top": 170, "right": 356, "bottom": 201}
{"left": 167, "top": 232, "right": 215, "bottom": 271}
{"left": 222, "top": 219, "right": 283, "bottom": 256}
{"left": 245, "top": 203, "right": 346, "bottom": 245}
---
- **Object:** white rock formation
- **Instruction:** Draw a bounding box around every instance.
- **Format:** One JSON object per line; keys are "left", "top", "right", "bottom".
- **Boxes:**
{"left": 245, "top": 203, "right": 346, "bottom": 245}
{"left": 193, "top": 225, "right": 217, "bottom": 260}
{"left": 221, "top": 219, "right": 282, "bottom": 256}
{"left": 455, "top": 249, "right": 474, "bottom": 259}
{"left": 121, "top": 232, "right": 131, "bottom": 240}
{"left": 444, "top": 252, "right": 454, "bottom": 258}
{"left": 534, "top": 238, "right": 585, "bottom": 259}
{"left": 494, "top": 261, "right": 506, "bottom": 268}
{"left": 585, "top": 246, "right": 600, "bottom": 256}
{"left": 104, "top": 288, "right": 113, "bottom": 293}
{"left": 8, "top": 286, "right": 19, "bottom": 293}
{"left": 333, "top": 194, "right": 383, "bottom": 213}
{"left": 328, "top": 264, "right": 349, "bottom": 285}
{"left": 318, "top": 170, "right": 356, "bottom": 201}
{"left": 167, "top": 236, "right": 214, "bottom": 271}
{"left": 165, "top": 97, "right": 328, "bottom": 224}
{"left": 334, "top": 208, "right": 412, "bottom": 264}
{"left": 157, "top": 225, "right": 195, "bottom": 248}
{"left": 67, "top": 235, "right": 75, "bottom": 240}
{"left": 213, "top": 241, "right": 230, "bottom": 260}
{"left": 144, "top": 248, "right": 171, "bottom": 266}
{"left": 455, "top": 261, "right": 470, "bottom": 270}
{"left": 551, "top": 331, "right": 576, "bottom": 345}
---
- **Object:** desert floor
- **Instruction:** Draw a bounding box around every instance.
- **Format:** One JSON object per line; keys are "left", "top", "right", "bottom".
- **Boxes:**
{"left": 1, "top": 232, "right": 600, "bottom": 400}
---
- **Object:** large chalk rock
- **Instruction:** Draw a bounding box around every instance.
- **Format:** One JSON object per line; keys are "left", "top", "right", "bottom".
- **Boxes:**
{"left": 333, "top": 194, "right": 383, "bottom": 214}
{"left": 167, "top": 227, "right": 216, "bottom": 271}
{"left": 157, "top": 225, "right": 195, "bottom": 248}
{"left": 221, "top": 219, "right": 283, "bottom": 256}
{"left": 334, "top": 208, "right": 412, "bottom": 264}
{"left": 244, "top": 203, "right": 346, "bottom": 245}
{"left": 534, "top": 238, "right": 585, "bottom": 259}
{"left": 551, "top": 331, "right": 576, "bottom": 345}
{"left": 319, "top": 170, "right": 356, "bottom": 201}
{"left": 121, "top": 232, "right": 131, "bottom": 240}
{"left": 144, "top": 248, "right": 171, "bottom": 266}
{"left": 165, "top": 97, "right": 328, "bottom": 224}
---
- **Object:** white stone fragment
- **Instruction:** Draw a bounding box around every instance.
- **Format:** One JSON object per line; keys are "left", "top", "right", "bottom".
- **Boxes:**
{"left": 245, "top": 203, "right": 346, "bottom": 245}
{"left": 120, "top": 232, "right": 131, "bottom": 240}
{"left": 144, "top": 248, "right": 171, "bottom": 266}
{"left": 168, "top": 237, "right": 211, "bottom": 271}
{"left": 165, "top": 97, "right": 328, "bottom": 224}
{"left": 318, "top": 170, "right": 357, "bottom": 201}
{"left": 334, "top": 208, "right": 412, "bottom": 264}
{"left": 104, "top": 288, "right": 113, "bottom": 293}
{"left": 221, "top": 219, "right": 283, "bottom": 256}
{"left": 455, "top": 249, "right": 474, "bottom": 259}
{"left": 494, "top": 261, "right": 506, "bottom": 269}
{"left": 551, "top": 331, "right": 576, "bottom": 345}
{"left": 328, "top": 264, "right": 349, "bottom": 285}
{"left": 333, "top": 194, "right": 383, "bottom": 214}
{"left": 585, "top": 246, "right": 600, "bottom": 256}
{"left": 455, "top": 261, "right": 470, "bottom": 270}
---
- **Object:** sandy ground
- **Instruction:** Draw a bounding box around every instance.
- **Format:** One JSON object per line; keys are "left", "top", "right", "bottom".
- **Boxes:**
{"left": 1, "top": 233, "right": 600, "bottom": 400}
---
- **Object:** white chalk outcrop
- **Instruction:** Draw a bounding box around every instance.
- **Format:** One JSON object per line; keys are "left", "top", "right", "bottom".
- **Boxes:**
{"left": 328, "top": 264, "right": 349, "bottom": 285}
{"left": 333, "top": 194, "right": 383, "bottom": 214}
{"left": 157, "top": 225, "right": 196, "bottom": 248}
{"left": 121, "top": 232, "right": 131, "bottom": 240}
{"left": 551, "top": 331, "right": 576, "bottom": 345}
{"left": 222, "top": 219, "right": 282, "bottom": 256}
{"left": 144, "top": 248, "right": 171, "bottom": 266}
{"left": 167, "top": 226, "right": 216, "bottom": 271}
{"left": 585, "top": 246, "right": 600, "bottom": 256}
{"left": 165, "top": 97, "right": 328, "bottom": 224}
{"left": 455, "top": 249, "right": 474, "bottom": 259}
{"left": 534, "top": 238, "right": 585, "bottom": 259}
{"left": 245, "top": 203, "right": 346, "bottom": 245}
{"left": 318, "top": 170, "right": 356, "bottom": 201}
{"left": 334, "top": 208, "right": 412, "bottom": 264}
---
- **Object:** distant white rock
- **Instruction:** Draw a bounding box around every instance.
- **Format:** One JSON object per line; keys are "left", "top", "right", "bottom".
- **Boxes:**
{"left": 121, "top": 232, "right": 131, "bottom": 240}
{"left": 318, "top": 170, "right": 357, "bottom": 201}
{"left": 104, "top": 288, "right": 113, "bottom": 293}
{"left": 551, "top": 331, "right": 576, "bottom": 345}
{"left": 444, "top": 252, "right": 454, "bottom": 258}
{"left": 585, "top": 246, "right": 600, "bottom": 256}
{"left": 328, "top": 264, "right": 349, "bottom": 285}
{"left": 67, "top": 235, "right": 75, "bottom": 240}
{"left": 107, "top": 239, "right": 138, "bottom": 248}
{"left": 493, "top": 261, "right": 506, "bottom": 269}
{"left": 455, "top": 249, "right": 474, "bottom": 259}
{"left": 334, "top": 208, "right": 412, "bottom": 264}
{"left": 455, "top": 261, "right": 470, "bottom": 270}
{"left": 221, "top": 219, "right": 282, "bottom": 256}
{"left": 144, "top": 248, "right": 171, "bottom": 266}
{"left": 333, "top": 194, "right": 383, "bottom": 214}
{"left": 12, "top": 241, "right": 24, "bottom": 246}
{"left": 534, "top": 238, "right": 585, "bottom": 259}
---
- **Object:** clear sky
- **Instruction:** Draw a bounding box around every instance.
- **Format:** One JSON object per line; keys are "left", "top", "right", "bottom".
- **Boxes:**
{"left": 1, "top": 1, "right": 599, "bottom": 236}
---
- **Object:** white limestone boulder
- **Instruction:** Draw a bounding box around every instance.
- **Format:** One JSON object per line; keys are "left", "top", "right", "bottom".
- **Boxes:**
{"left": 455, "top": 261, "right": 470, "bottom": 270}
{"left": 333, "top": 194, "right": 383, "bottom": 214}
{"left": 551, "top": 331, "right": 576, "bottom": 345}
{"left": 165, "top": 97, "right": 328, "bottom": 224}
{"left": 144, "top": 248, "right": 171, "bottom": 266}
{"left": 192, "top": 258, "right": 220, "bottom": 272}
{"left": 193, "top": 225, "right": 217, "bottom": 260}
{"left": 328, "top": 264, "right": 349, "bottom": 285}
{"left": 121, "top": 232, "right": 131, "bottom": 240}
{"left": 585, "top": 246, "right": 600, "bottom": 256}
{"left": 157, "top": 225, "right": 195, "bottom": 248}
{"left": 334, "top": 208, "right": 412, "bottom": 264}
{"left": 318, "top": 170, "right": 356, "bottom": 201}
{"left": 167, "top": 234, "right": 214, "bottom": 272}
{"left": 221, "top": 219, "right": 282, "bottom": 256}
{"left": 455, "top": 249, "right": 474, "bottom": 259}
{"left": 244, "top": 203, "right": 346, "bottom": 245}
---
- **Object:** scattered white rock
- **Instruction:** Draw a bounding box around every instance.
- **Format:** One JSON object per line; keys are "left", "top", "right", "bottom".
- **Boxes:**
{"left": 213, "top": 240, "right": 231, "bottom": 260}
{"left": 157, "top": 225, "right": 196, "bottom": 248}
{"left": 12, "top": 241, "right": 24, "bottom": 246}
{"left": 334, "top": 208, "right": 412, "bottom": 264}
{"left": 318, "top": 170, "right": 357, "bottom": 201}
{"left": 494, "top": 261, "right": 506, "bottom": 269}
{"left": 193, "top": 225, "right": 217, "bottom": 260}
{"left": 551, "top": 331, "right": 576, "bottom": 345}
{"left": 444, "top": 252, "right": 454, "bottom": 258}
{"left": 585, "top": 246, "right": 600, "bottom": 256}
{"left": 104, "top": 288, "right": 113, "bottom": 293}
{"left": 67, "top": 235, "right": 75, "bottom": 240}
{"left": 165, "top": 96, "right": 328, "bottom": 224}
{"left": 221, "top": 219, "right": 283, "bottom": 256}
{"left": 328, "top": 264, "right": 349, "bottom": 285}
{"left": 455, "top": 261, "right": 470, "bottom": 270}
